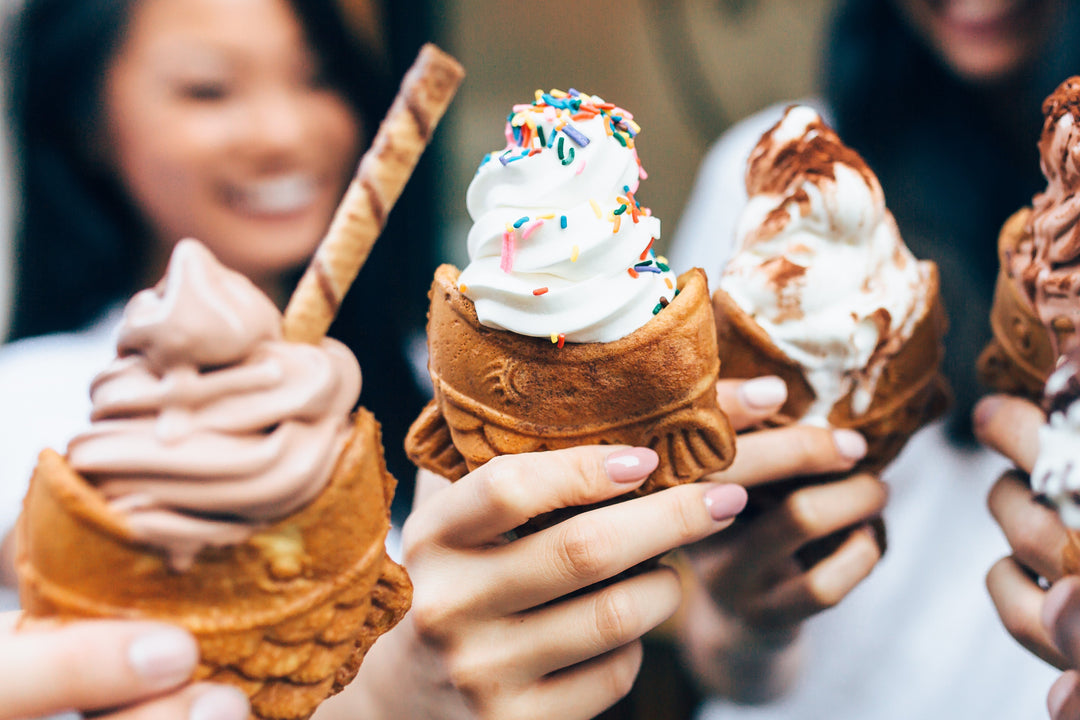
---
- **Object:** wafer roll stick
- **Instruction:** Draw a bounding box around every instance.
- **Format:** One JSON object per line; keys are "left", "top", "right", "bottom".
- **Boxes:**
{"left": 283, "top": 43, "right": 465, "bottom": 344}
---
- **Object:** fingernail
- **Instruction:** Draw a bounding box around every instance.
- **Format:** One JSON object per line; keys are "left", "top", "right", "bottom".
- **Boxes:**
{"left": 973, "top": 395, "right": 1003, "bottom": 430}
{"left": 606, "top": 448, "right": 659, "bottom": 483}
{"left": 738, "top": 376, "right": 787, "bottom": 410}
{"left": 190, "top": 685, "right": 251, "bottom": 720}
{"left": 1048, "top": 676, "right": 1073, "bottom": 719}
{"left": 128, "top": 627, "right": 198, "bottom": 685}
{"left": 832, "top": 429, "right": 868, "bottom": 462}
{"left": 704, "top": 484, "right": 748, "bottom": 521}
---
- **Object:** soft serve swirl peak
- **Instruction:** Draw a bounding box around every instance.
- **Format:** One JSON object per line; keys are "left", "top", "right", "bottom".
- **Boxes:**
{"left": 67, "top": 240, "right": 361, "bottom": 570}
{"left": 457, "top": 88, "right": 677, "bottom": 344}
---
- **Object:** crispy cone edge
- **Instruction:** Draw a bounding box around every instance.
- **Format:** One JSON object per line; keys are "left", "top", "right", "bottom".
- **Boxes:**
{"left": 405, "top": 266, "right": 736, "bottom": 494}
{"left": 976, "top": 207, "right": 1063, "bottom": 400}
{"left": 712, "top": 261, "right": 949, "bottom": 473}
{"left": 16, "top": 408, "right": 411, "bottom": 720}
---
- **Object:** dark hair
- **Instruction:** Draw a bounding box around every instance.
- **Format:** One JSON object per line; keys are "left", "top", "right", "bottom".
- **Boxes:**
{"left": 5, "top": 0, "right": 434, "bottom": 514}
{"left": 5, "top": 0, "right": 393, "bottom": 339}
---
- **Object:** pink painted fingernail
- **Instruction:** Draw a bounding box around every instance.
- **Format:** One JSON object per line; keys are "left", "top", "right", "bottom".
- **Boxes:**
{"left": 606, "top": 448, "right": 659, "bottom": 483}
{"left": 189, "top": 685, "right": 251, "bottom": 720}
{"left": 833, "top": 429, "right": 868, "bottom": 462}
{"left": 704, "top": 484, "right": 748, "bottom": 522}
{"left": 128, "top": 627, "right": 198, "bottom": 685}
{"left": 738, "top": 376, "right": 787, "bottom": 410}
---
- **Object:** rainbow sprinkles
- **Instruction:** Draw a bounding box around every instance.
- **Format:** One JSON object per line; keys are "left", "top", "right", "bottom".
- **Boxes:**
{"left": 459, "top": 88, "right": 678, "bottom": 346}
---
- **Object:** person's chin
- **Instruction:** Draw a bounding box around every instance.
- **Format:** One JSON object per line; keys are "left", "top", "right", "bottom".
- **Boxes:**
{"left": 941, "top": 41, "right": 1038, "bottom": 83}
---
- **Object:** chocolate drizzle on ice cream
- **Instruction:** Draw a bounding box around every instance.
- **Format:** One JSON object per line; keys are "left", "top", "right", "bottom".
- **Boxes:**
{"left": 68, "top": 240, "right": 362, "bottom": 570}
{"left": 720, "top": 105, "right": 931, "bottom": 422}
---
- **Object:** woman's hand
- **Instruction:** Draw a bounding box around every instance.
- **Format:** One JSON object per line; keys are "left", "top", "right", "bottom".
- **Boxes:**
{"left": 0, "top": 613, "right": 248, "bottom": 720}
{"left": 976, "top": 394, "right": 1080, "bottom": 720}
{"left": 678, "top": 376, "right": 887, "bottom": 702}
{"left": 324, "top": 444, "right": 746, "bottom": 720}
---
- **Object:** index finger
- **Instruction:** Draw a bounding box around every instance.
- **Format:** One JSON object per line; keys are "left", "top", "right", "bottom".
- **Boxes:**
{"left": 974, "top": 394, "right": 1045, "bottom": 474}
{"left": 404, "top": 446, "right": 655, "bottom": 549}
{"left": 988, "top": 470, "right": 1070, "bottom": 582}
{"left": 0, "top": 620, "right": 198, "bottom": 719}
{"left": 1045, "top": 576, "right": 1080, "bottom": 668}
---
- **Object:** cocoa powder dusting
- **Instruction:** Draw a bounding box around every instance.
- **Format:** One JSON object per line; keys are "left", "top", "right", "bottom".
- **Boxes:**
{"left": 746, "top": 109, "right": 877, "bottom": 198}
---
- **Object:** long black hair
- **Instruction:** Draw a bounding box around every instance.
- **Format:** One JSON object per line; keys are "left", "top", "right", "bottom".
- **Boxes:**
{"left": 5, "top": 0, "right": 435, "bottom": 515}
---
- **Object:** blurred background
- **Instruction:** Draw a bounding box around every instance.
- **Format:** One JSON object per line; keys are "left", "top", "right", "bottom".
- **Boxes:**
{"left": 0, "top": 0, "right": 837, "bottom": 339}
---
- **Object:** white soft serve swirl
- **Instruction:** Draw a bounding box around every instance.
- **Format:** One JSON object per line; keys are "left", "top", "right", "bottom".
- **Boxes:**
{"left": 457, "top": 108, "right": 675, "bottom": 343}
{"left": 720, "top": 106, "right": 926, "bottom": 421}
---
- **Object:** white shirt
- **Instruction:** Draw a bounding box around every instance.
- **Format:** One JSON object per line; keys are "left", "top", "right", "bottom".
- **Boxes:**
{"left": 0, "top": 309, "right": 120, "bottom": 542}
{"left": 672, "top": 103, "right": 1058, "bottom": 720}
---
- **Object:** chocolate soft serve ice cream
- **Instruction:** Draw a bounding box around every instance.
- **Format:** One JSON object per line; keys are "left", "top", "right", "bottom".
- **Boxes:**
{"left": 66, "top": 239, "right": 361, "bottom": 570}
{"left": 713, "top": 105, "right": 948, "bottom": 469}
{"left": 1011, "top": 78, "right": 1080, "bottom": 356}
{"left": 17, "top": 241, "right": 409, "bottom": 720}
{"left": 979, "top": 77, "right": 1080, "bottom": 399}
{"left": 407, "top": 88, "right": 734, "bottom": 494}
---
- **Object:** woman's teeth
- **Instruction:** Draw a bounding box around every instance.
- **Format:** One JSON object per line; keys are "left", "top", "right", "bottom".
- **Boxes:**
{"left": 236, "top": 175, "right": 317, "bottom": 215}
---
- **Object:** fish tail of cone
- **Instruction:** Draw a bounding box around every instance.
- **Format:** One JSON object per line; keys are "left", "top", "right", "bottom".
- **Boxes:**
{"left": 15, "top": 410, "right": 409, "bottom": 720}
{"left": 405, "top": 398, "right": 469, "bottom": 481}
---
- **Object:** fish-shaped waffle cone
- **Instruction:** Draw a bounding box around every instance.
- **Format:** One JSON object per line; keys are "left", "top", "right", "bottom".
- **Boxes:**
{"left": 976, "top": 207, "right": 1075, "bottom": 400}
{"left": 712, "top": 263, "right": 950, "bottom": 475}
{"left": 16, "top": 408, "right": 409, "bottom": 720}
{"left": 406, "top": 265, "right": 736, "bottom": 497}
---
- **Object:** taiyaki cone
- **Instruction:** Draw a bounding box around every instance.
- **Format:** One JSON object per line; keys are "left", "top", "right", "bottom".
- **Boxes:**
{"left": 977, "top": 207, "right": 1075, "bottom": 400}
{"left": 406, "top": 265, "right": 736, "bottom": 497}
{"left": 712, "top": 263, "right": 949, "bottom": 475}
{"left": 16, "top": 408, "right": 410, "bottom": 720}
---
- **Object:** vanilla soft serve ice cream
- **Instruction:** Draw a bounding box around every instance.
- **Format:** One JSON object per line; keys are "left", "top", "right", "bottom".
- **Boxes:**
{"left": 456, "top": 89, "right": 677, "bottom": 344}
{"left": 719, "top": 105, "right": 931, "bottom": 421}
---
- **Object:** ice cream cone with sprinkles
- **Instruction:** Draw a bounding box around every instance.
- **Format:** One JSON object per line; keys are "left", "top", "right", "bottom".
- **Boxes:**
{"left": 16, "top": 44, "right": 464, "bottom": 720}
{"left": 406, "top": 89, "right": 735, "bottom": 506}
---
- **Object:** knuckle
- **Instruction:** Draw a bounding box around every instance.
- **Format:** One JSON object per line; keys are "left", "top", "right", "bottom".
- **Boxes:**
{"left": 1012, "top": 517, "right": 1056, "bottom": 558}
{"left": 477, "top": 456, "right": 532, "bottom": 518}
{"left": 444, "top": 645, "right": 495, "bottom": 699}
{"left": 793, "top": 429, "right": 829, "bottom": 467}
{"left": 783, "top": 490, "right": 823, "bottom": 536}
{"left": 667, "top": 489, "right": 706, "bottom": 542}
{"left": 554, "top": 521, "right": 613, "bottom": 583}
{"left": 593, "top": 587, "right": 641, "bottom": 649}
{"left": 601, "top": 643, "right": 643, "bottom": 703}
{"left": 400, "top": 516, "right": 435, "bottom": 564}
{"left": 803, "top": 573, "right": 845, "bottom": 611}
{"left": 409, "top": 592, "right": 457, "bottom": 643}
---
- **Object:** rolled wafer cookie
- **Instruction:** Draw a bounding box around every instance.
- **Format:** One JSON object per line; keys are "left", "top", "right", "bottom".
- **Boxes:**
{"left": 283, "top": 43, "right": 465, "bottom": 344}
